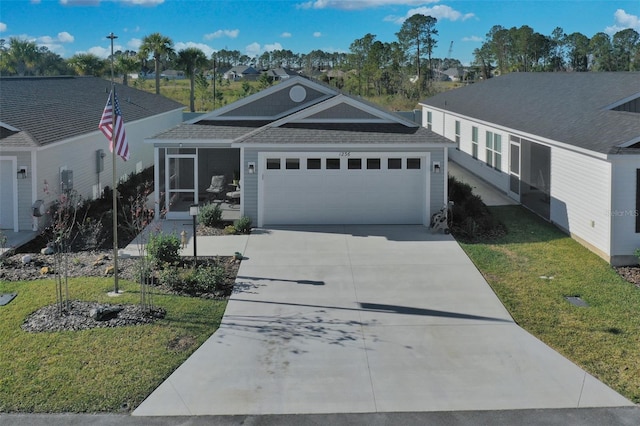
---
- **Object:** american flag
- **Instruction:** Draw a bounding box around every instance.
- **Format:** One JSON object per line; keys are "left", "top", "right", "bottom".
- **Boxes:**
{"left": 99, "top": 89, "right": 130, "bottom": 161}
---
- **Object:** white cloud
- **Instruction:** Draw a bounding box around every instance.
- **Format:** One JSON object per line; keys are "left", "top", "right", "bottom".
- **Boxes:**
{"left": 175, "top": 41, "right": 215, "bottom": 57}
{"left": 57, "top": 31, "right": 74, "bottom": 43}
{"left": 127, "top": 38, "right": 142, "bottom": 50}
{"left": 245, "top": 42, "right": 283, "bottom": 57}
{"left": 281, "top": 32, "right": 292, "bottom": 38}
{"left": 204, "top": 29, "right": 240, "bottom": 40}
{"left": 462, "top": 35, "right": 482, "bottom": 42}
{"left": 60, "top": 0, "right": 101, "bottom": 5}
{"left": 120, "top": 0, "right": 164, "bottom": 5}
{"left": 385, "top": 5, "right": 474, "bottom": 24}
{"left": 0, "top": 22, "right": 7, "bottom": 32}
{"left": 313, "top": 31, "right": 322, "bottom": 37}
{"left": 245, "top": 42, "right": 261, "bottom": 57}
{"left": 86, "top": 45, "right": 112, "bottom": 58}
{"left": 297, "top": 0, "right": 433, "bottom": 10}
{"left": 124, "top": 26, "right": 141, "bottom": 33}
{"left": 605, "top": 9, "right": 640, "bottom": 34}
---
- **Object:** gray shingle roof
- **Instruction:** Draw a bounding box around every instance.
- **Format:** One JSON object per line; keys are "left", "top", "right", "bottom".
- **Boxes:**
{"left": 151, "top": 121, "right": 269, "bottom": 141}
{"left": 0, "top": 76, "right": 184, "bottom": 147}
{"left": 236, "top": 123, "right": 453, "bottom": 145}
{"left": 420, "top": 72, "right": 640, "bottom": 154}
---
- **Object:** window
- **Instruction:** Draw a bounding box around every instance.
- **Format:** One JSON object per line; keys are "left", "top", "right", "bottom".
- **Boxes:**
{"left": 471, "top": 126, "right": 479, "bottom": 159}
{"left": 455, "top": 120, "right": 461, "bottom": 144}
{"left": 348, "top": 158, "right": 362, "bottom": 169}
{"left": 326, "top": 158, "right": 340, "bottom": 169}
{"left": 486, "top": 131, "right": 502, "bottom": 171}
{"left": 307, "top": 158, "right": 321, "bottom": 169}
{"left": 266, "top": 158, "right": 281, "bottom": 169}
{"left": 407, "top": 158, "right": 421, "bottom": 169}
{"left": 285, "top": 158, "right": 300, "bottom": 169}
{"left": 367, "top": 158, "right": 381, "bottom": 169}
{"left": 426, "top": 111, "right": 433, "bottom": 131}
{"left": 388, "top": 158, "right": 402, "bottom": 169}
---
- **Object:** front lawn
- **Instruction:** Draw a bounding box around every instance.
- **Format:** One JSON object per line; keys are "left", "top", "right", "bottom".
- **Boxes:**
{"left": 459, "top": 205, "right": 640, "bottom": 403}
{"left": 0, "top": 277, "right": 226, "bottom": 412}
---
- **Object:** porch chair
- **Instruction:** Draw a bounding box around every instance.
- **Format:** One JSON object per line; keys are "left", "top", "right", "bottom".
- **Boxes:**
{"left": 206, "top": 175, "right": 226, "bottom": 202}
{"left": 226, "top": 180, "right": 241, "bottom": 208}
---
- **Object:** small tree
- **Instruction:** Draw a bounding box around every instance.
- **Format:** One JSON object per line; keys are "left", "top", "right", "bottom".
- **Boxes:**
{"left": 44, "top": 184, "right": 83, "bottom": 315}
{"left": 120, "top": 180, "right": 156, "bottom": 312}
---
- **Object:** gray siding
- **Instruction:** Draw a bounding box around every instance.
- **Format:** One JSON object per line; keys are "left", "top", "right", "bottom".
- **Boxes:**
{"left": 242, "top": 149, "right": 260, "bottom": 221}
{"left": 221, "top": 85, "right": 328, "bottom": 117}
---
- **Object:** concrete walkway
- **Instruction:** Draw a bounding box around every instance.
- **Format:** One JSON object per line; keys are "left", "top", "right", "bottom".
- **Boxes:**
{"left": 134, "top": 225, "right": 632, "bottom": 416}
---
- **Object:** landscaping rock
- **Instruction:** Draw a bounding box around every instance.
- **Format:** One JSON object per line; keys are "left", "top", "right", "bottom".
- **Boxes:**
{"left": 40, "top": 266, "right": 50, "bottom": 275}
{"left": 21, "top": 254, "right": 32, "bottom": 264}
{"left": 40, "top": 246, "right": 54, "bottom": 255}
{"left": 104, "top": 265, "right": 115, "bottom": 275}
{"left": 89, "top": 305, "right": 124, "bottom": 321}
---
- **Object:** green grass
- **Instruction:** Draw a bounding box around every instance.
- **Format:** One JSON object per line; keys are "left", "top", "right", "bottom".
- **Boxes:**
{"left": 0, "top": 277, "right": 226, "bottom": 412}
{"left": 459, "top": 205, "right": 640, "bottom": 403}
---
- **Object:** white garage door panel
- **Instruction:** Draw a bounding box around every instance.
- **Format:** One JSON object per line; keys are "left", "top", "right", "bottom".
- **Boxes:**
{"left": 262, "top": 166, "right": 427, "bottom": 225}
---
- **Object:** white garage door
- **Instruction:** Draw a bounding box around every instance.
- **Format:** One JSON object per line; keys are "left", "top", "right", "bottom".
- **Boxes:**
{"left": 259, "top": 152, "right": 430, "bottom": 226}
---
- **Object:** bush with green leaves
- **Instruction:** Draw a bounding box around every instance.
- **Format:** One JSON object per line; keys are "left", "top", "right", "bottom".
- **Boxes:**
{"left": 157, "top": 264, "right": 226, "bottom": 295}
{"left": 447, "top": 176, "right": 506, "bottom": 241}
{"left": 198, "top": 203, "right": 223, "bottom": 228}
{"left": 234, "top": 216, "right": 252, "bottom": 234}
{"left": 146, "top": 232, "right": 181, "bottom": 266}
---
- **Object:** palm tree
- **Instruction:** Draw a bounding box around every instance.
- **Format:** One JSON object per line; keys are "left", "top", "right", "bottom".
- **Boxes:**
{"left": 66, "top": 53, "right": 106, "bottom": 76}
{"left": 6, "top": 38, "right": 39, "bottom": 76}
{"left": 114, "top": 50, "right": 139, "bottom": 86}
{"left": 176, "top": 47, "right": 209, "bottom": 112}
{"left": 138, "top": 32, "right": 174, "bottom": 94}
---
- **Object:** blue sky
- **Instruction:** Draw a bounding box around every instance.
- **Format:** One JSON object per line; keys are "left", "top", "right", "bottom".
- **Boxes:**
{"left": 1, "top": 0, "right": 639, "bottom": 65}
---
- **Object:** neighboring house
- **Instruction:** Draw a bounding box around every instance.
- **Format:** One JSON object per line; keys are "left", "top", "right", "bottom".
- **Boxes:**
{"left": 420, "top": 72, "right": 640, "bottom": 266}
{"left": 269, "top": 67, "right": 299, "bottom": 80}
{"left": 0, "top": 76, "right": 184, "bottom": 232}
{"left": 223, "top": 66, "right": 261, "bottom": 81}
{"left": 147, "top": 76, "right": 453, "bottom": 227}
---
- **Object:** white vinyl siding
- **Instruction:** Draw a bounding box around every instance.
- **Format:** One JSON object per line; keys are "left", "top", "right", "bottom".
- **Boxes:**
{"left": 610, "top": 156, "right": 640, "bottom": 259}
{"left": 550, "top": 147, "right": 611, "bottom": 256}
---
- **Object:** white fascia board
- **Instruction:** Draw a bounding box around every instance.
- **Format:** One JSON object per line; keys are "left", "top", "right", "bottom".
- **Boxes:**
{"left": 425, "top": 106, "right": 610, "bottom": 161}
{"left": 185, "top": 76, "right": 338, "bottom": 123}
{"left": 600, "top": 92, "right": 640, "bottom": 111}
{"left": 0, "top": 121, "right": 20, "bottom": 131}
{"left": 616, "top": 135, "right": 640, "bottom": 148}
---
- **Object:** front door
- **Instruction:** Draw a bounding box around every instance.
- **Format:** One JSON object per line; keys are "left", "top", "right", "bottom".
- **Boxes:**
{"left": 165, "top": 154, "right": 198, "bottom": 219}
{"left": 0, "top": 158, "right": 18, "bottom": 231}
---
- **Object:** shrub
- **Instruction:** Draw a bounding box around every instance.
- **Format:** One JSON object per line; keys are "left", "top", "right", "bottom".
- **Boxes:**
{"left": 223, "top": 225, "right": 237, "bottom": 235}
{"left": 147, "top": 232, "right": 181, "bottom": 266}
{"left": 198, "top": 203, "right": 223, "bottom": 228}
{"left": 447, "top": 176, "right": 506, "bottom": 241}
{"left": 157, "top": 264, "right": 226, "bottom": 295}
{"left": 234, "top": 216, "right": 252, "bottom": 234}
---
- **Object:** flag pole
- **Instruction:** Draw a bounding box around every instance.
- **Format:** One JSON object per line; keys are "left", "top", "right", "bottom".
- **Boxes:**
{"left": 107, "top": 32, "right": 119, "bottom": 294}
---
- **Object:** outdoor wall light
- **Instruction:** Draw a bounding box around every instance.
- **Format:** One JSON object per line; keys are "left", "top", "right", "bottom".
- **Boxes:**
{"left": 433, "top": 162, "right": 441, "bottom": 173}
{"left": 17, "top": 167, "right": 27, "bottom": 179}
{"left": 248, "top": 162, "right": 256, "bottom": 174}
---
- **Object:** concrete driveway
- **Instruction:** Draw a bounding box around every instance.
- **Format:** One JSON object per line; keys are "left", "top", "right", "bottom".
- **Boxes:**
{"left": 134, "top": 225, "right": 631, "bottom": 416}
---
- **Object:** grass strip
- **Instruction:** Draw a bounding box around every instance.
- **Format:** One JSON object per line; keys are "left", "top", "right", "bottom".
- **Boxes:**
{"left": 459, "top": 205, "right": 640, "bottom": 403}
{"left": 0, "top": 277, "right": 226, "bottom": 412}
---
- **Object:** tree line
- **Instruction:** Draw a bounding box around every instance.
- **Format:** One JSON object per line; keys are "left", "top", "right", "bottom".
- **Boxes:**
{"left": 1, "top": 16, "right": 638, "bottom": 108}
